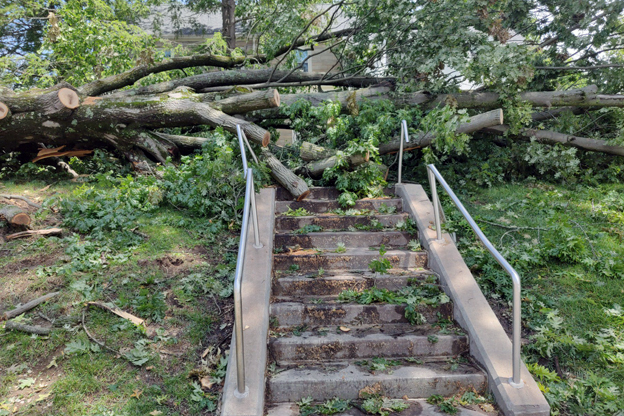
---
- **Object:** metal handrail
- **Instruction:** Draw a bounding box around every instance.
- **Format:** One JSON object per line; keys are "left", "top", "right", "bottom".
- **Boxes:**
{"left": 232, "top": 126, "right": 263, "bottom": 398}
{"left": 426, "top": 164, "right": 524, "bottom": 388}
{"left": 397, "top": 120, "right": 409, "bottom": 184}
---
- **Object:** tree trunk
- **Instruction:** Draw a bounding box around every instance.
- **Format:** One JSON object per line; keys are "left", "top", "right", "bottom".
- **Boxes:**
{"left": 0, "top": 83, "right": 80, "bottom": 117}
{"left": 379, "top": 109, "right": 504, "bottom": 154}
{"left": 221, "top": 0, "right": 236, "bottom": 50}
{"left": 261, "top": 149, "right": 310, "bottom": 201}
{"left": 483, "top": 125, "right": 624, "bottom": 156}
{"left": 209, "top": 88, "right": 280, "bottom": 114}
{"left": 0, "top": 205, "right": 31, "bottom": 227}
{"left": 302, "top": 150, "right": 370, "bottom": 178}
{"left": 0, "top": 89, "right": 275, "bottom": 166}
{"left": 110, "top": 70, "right": 392, "bottom": 98}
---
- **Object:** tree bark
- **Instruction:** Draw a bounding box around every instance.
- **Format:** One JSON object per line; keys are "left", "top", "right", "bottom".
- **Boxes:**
{"left": 110, "top": 69, "right": 392, "bottom": 98}
{"left": 4, "top": 321, "right": 51, "bottom": 335}
{"left": 1, "top": 292, "right": 59, "bottom": 321}
{"left": 261, "top": 149, "right": 310, "bottom": 201}
{"left": 0, "top": 205, "right": 31, "bottom": 227}
{"left": 483, "top": 125, "right": 624, "bottom": 157}
{"left": 209, "top": 88, "right": 280, "bottom": 114}
{"left": 300, "top": 142, "right": 370, "bottom": 178}
{"left": 221, "top": 0, "right": 236, "bottom": 50}
{"left": 379, "top": 109, "right": 504, "bottom": 155}
{"left": 0, "top": 83, "right": 80, "bottom": 116}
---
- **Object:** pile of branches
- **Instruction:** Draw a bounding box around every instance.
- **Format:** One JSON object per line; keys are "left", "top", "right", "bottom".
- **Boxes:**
{"left": 2, "top": 49, "right": 624, "bottom": 199}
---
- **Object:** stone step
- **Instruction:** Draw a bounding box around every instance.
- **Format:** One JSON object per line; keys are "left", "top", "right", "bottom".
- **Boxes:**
{"left": 266, "top": 399, "right": 494, "bottom": 416}
{"left": 269, "top": 302, "right": 452, "bottom": 327}
{"left": 275, "top": 230, "right": 412, "bottom": 249}
{"left": 267, "top": 361, "right": 486, "bottom": 402}
{"left": 275, "top": 213, "right": 409, "bottom": 233}
{"left": 272, "top": 271, "right": 433, "bottom": 297}
{"left": 269, "top": 332, "right": 468, "bottom": 365}
{"left": 273, "top": 248, "right": 427, "bottom": 273}
{"left": 275, "top": 198, "right": 403, "bottom": 214}
{"left": 276, "top": 187, "right": 395, "bottom": 201}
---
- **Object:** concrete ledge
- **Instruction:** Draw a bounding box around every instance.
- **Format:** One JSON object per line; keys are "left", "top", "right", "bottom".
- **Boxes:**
{"left": 220, "top": 188, "right": 275, "bottom": 416}
{"left": 395, "top": 184, "right": 550, "bottom": 416}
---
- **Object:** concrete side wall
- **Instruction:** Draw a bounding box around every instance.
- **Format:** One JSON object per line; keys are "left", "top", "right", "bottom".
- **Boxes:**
{"left": 395, "top": 184, "right": 550, "bottom": 416}
{"left": 221, "top": 188, "right": 275, "bottom": 416}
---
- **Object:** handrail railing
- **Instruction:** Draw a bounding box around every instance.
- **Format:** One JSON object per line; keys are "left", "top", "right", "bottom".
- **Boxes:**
{"left": 232, "top": 126, "right": 263, "bottom": 398}
{"left": 426, "top": 164, "right": 524, "bottom": 388}
{"left": 397, "top": 120, "right": 409, "bottom": 184}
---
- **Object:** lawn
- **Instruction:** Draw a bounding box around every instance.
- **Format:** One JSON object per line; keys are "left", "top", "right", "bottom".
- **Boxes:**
{"left": 1, "top": 178, "right": 236, "bottom": 416}
{"left": 445, "top": 180, "right": 624, "bottom": 415}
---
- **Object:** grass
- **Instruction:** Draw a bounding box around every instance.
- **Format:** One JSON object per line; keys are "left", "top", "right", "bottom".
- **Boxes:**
{"left": 447, "top": 180, "right": 624, "bottom": 414}
{"left": 0, "top": 178, "right": 236, "bottom": 415}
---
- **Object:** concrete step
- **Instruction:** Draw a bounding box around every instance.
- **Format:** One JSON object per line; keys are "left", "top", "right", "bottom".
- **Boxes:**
{"left": 266, "top": 399, "right": 494, "bottom": 416}
{"left": 269, "top": 332, "right": 468, "bottom": 364}
{"left": 275, "top": 230, "right": 412, "bottom": 249}
{"left": 275, "top": 198, "right": 403, "bottom": 214}
{"left": 267, "top": 361, "right": 486, "bottom": 402}
{"left": 272, "top": 271, "right": 433, "bottom": 297}
{"left": 275, "top": 213, "right": 409, "bottom": 232}
{"left": 276, "top": 187, "right": 395, "bottom": 201}
{"left": 270, "top": 302, "right": 452, "bottom": 327}
{"left": 273, "top": 248, "right": 427, "bottom": 273}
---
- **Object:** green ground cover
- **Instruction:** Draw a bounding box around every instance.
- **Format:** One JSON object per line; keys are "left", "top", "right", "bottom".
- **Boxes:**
{"left": 443, "top": 181, "right": 624, "bottom": 415}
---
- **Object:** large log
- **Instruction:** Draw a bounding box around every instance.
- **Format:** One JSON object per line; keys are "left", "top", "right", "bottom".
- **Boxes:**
{"left": 0, "top": 83, "right": 80, "bottom": 116}
{"left": 299, "top": 142, "right": 370, "bottom": 178}
{"left": 109, "top": 69, "right": 392, "bottom": 98}
{"left": 261, "top": 149, "right": 310, "bottom": 201}
{"left": 0, "top": 205, "right": 31, "bottom": 227}
{"left": 483, "top": 125, "right": 624, "bottom": 157}
{"left": 209, "top": 88, "right": 280, "bottom": 114}
{"left": 253, "top": 85, "right": 624, "bottom": 121}
{"left": 379, "top": 109, "right": 504, "bottom": 155}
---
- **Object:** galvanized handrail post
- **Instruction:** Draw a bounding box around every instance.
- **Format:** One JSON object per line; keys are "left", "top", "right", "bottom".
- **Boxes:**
{"left": 237, "top": 125, "right": 262, "bottom": 249}
{"left": 397, "top": 120, "right": 409, "bottom": 184}
{"left": 426, "top": 164, "right": 524, "bottom": 388}
{"left": 232, "top": 125, "right": 266, "bottom": 398}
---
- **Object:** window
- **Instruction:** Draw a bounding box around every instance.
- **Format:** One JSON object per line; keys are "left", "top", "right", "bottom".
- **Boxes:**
{"left": 295, "top": 50, "right": 310, "bottom": 72}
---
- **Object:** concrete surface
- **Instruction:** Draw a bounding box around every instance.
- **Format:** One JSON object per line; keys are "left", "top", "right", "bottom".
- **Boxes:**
{"left": 267, "top": 361, "right": 486, "bottom": 402}
{"left": 220, "top": 188, "right": 275, "bottom": 416}
{"left": 275, "top": 213, "right": 408, "bottom": 232}
{"left": 275, "top": 198, "right": 403, "bottom": 214}
{"left": 275, "top": 230, "right": 411, "bottom": 249}
{"left": 395, "top": 184, "right": 550, "bottom": 416}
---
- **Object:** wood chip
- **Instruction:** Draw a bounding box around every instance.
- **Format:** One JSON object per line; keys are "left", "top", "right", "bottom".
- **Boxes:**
{"left": 339, "top": 326, "right": 351, "bottom": 332}
{"left": 86, "top": 301, "right": 145, "bottom": 326}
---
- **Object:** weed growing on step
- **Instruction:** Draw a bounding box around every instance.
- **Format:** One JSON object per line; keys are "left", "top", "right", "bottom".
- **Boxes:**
{"left": 293, "top": 224, "right": 323, "bottom": 234}
{"left": 428, "top": 391, "right": 494, "bottom": 414}
{"left": 361, "top": 395, "right": 409, "bottom": 416}
{"left": 355, "top": 357, "right": 401, "bottom": 373}
{"left": 296, "top": 397, "right": 351, "bottom": 415}
{"left": 334, "top": 242, "right": 347, "bottom": 253}
{"left": 377, "top": 203, "right": 397, "bottom": 214}
{"left": 289, "top": 264, "right": 301, "bottom": 272}
{"left": 330, "top": 208, "right": 373, "bottom": 216}
{"left": 283, "top": 207, "right": 312, "bottom": 217}
{"left": 368, "top": 245, "right": 392, "bottom": 273}
{"left": 395, "top": 218, "right": 419, "bottom": 236}
{"left": 407, "top": 239, "right": 422, "bottom": 251}
{"left": 354, "top": 218, "right": 385, "bottom": 231}
{"left": 292, "top": 324, "right": 307, "bottom": 336}
{"left": 338, "top": 284, "right": 449, "bottom": 325}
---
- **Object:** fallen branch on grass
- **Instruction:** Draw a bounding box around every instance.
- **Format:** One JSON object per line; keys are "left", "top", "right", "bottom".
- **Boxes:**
{"left": 4, "top": 321, "right": 51, "bottom": 335}
{"left": 1, "top": 292, "right": 60, "bottom": 321}
{"left": 5, "top": 228, "right": 63, "bottom": 241}
{"left": 0, "top": 194, "right": 42, "bottom": 209}
{"left": 86, "top": 301, "right": 145, "bottom": 326}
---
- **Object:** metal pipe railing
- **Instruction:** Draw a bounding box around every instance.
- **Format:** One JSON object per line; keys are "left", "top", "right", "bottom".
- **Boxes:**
{"left": 426, "top": 164, "right": 524, "bottom": 388}
{"left": 397, "top": 120, "right": 409, "bottom": 184}
{"left": 232, "top": 126, "right": 263, "bottom": 397}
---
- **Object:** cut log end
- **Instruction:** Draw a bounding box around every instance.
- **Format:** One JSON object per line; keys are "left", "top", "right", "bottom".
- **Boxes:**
{"left": 262, "top": 131, "right": 271, "bottom": 147}
{"left": 270, "top": 89, "right": 281, "bottom": 108}
{"left": 11, "top": 213, "right": 31, "bottom": 226}
{"left": 296, "top": 190, "right": 311, "bottom": 202}
{"left": 0, "top": 102, "right": 9, "bottom": 119}
{"left": 58, "top": 88, "right": 80, "bottom": 109}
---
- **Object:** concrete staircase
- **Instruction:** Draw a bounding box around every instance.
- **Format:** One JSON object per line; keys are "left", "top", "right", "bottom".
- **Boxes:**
{"left": 265, "top": 188, "right": 488, "bottom": 414}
